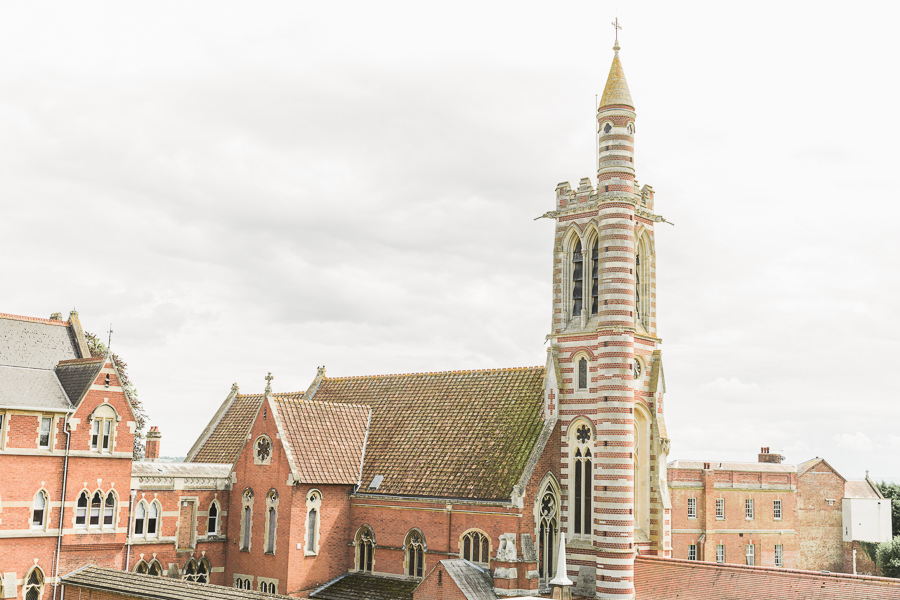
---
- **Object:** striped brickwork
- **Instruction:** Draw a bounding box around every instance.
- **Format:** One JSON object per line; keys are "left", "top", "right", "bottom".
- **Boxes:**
{"left": 547, "top": 43, "right": 670, "bottom": 600}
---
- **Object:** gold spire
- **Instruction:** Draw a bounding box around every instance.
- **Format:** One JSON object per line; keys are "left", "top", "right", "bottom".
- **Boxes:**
{"left": 598, "top": 40, "right": 634, "bottom": 109}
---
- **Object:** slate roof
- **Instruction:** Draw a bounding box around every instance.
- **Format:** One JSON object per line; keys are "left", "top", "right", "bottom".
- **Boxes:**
{"left": 441, "top": 560, "right": 497, "bottom": 600}
{"left": 310, "top": 572, "right": 419, "bottom": 600}
{"left": 0, "top": 314, "right": 78, "bottom": 369}
{"left": 274, "top": 395, "right": 370, "bottom": 485}
{"left": 0, "top": 365, "right": 72, "bottom": 410}
{"left": 132, "top": 462, "right": 232, "bottom": 479}
{"left": 634, "top": 555, "right": 900, "bottom": 600}
{"left": 189, "top": 393, "right": 265, "bottom": 464}
{"left": 311, "top": 367, "right": 546, "bottom": 500}
{"left": 55, "top": 357, "right": 104, "bottom": 405}
{"left": 62, "top": 565, "right": 296, "bottom": 600}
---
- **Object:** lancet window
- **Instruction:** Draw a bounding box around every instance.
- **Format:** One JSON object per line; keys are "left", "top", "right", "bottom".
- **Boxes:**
{"left": 538, "top": 482, "right": 560, "bottom": 584}
{"left": 405, "top": 530, "right": 425, "bottom": 578}
{"left": 460, "top": 529, "right": 490, "bottom": 566}
{"left": 570, "top": 421, "right": 593, "bottom": 537}
{"left": 590, "top": 239, "right": 599, "bottom": 315}
{"left": 356, "top": 526, "right": 375, "bottom": 572}
{"left": 24, "top": 566, "right": 44, "bottom": 600}
{"left": 572, "top": 240, "right": 583, "bottom": 317}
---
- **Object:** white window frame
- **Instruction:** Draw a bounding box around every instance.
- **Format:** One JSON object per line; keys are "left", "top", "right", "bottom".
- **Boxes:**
{"left": 715, "top": 498, "right": 724, "bottom": 520}
{"left": 232, "top": 574, "right": 253, "bottom": 590}
{"left": 716, "top": 544, "right": 724, "bottom": 563}
{"left": 89, "top": 405, "right": 118, "bottom": 453}
{"left": 745, "top": 498, "right": 754, "bottom": 520}
{"left": 258, "top": 577, "right": 278, "bottom": 594}
{"left": 687, "top": 497, "right": 697, "bottom": 519}
{"left": 134, "top": 499, "right": 161, "bottom": 538}
{"left": 773, "top": 499, "right": 782, "bottom": 520}
{"left": 38, "top": 416, "right": 53, "bottom": 449}
{"left": 687, "top": 544, "right": 697, "bottom": 561}
{"left": 31, "top": 489, "right": 48, "bottom": 529}
{"left": 207, "top": 500, "right": 220, "bottom": 536}
{"left": 75, "top": 490, "right": 89, "bottom": 528}
{"left": 775, "top": 544, "right": 783, "bottom": 567}
{"left": 746, "top": 543, "right": 755, "bottom": 566}
{"left": 305, "top": 490, "right": 322, "bottom": 556}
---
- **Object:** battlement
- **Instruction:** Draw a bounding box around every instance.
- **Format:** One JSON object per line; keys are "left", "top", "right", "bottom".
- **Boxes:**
{"left": 555, "top": 177, "right": 654, "bottom": 211}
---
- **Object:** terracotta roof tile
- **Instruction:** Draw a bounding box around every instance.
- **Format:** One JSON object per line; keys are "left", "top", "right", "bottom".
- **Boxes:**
{"left": 634, "top": 556, "right": 900, "bottom": 600}
{"left": 274, "top": 396, "right": 370, "bottom": 485}
{"left": 311, "top": 366, "right": 545, "bottom": 500}
{"left": 190, "top": 393, "right": 264, "bottom": 464}
{"left": 310, "top": 572, "right": 419, "bottom": 600}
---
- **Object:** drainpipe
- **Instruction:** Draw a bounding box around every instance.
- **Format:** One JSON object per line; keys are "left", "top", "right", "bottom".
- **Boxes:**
{"left": 52, "top": 415, "right": 72, "bottom": 600}
{"left": 125, "top": 490, "right": 136, "bottom": 571}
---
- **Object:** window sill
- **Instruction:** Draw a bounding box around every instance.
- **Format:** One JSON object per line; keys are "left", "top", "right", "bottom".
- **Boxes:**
{"left": 240, "top": 548, "right": 250, "bottom": 553}
{"left": 264, "top": 551, "right": 275, "bottom": 556}
{"left": 304, "top": 551, "right": 318, "bottom": 557}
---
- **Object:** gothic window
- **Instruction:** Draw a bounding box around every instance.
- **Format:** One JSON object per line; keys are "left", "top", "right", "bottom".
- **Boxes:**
{"left": 134, "top": 561, "right": 149, "bottom": 574}
{"left": 90, "top": 492, "right": 102, "bottom": 527}
{"left": 635, "top": 233, "right": 651, "bottom": 329}
{"left": 538, "top": 484, "right": 560, "bottom": 585}
{"left": 147, "top": 501, "right": 160, "bottom": 535}
{"left": 405, "top": 530, "right": 425, "bottom": 578}
{"left": 578, "top": 357, "right": 588, "bottom": 390}
{"left": 234, "top": 577, "right": 252, "bottom": 590}
{"left": 104, "top": 491, "right": 116, "bottom": 527}
{"left": 75, "top": 491, "right": 89, "bottom": 527}
{"left": 356, "top": 526, "right": 375, "bottom": 572}
{"left": 183, "top": 558, "right": 209, "bottom": 583}
{"left": 148, "top": 560, "right": 163, "bottom": 576}
{"left": 590, "top": 239, "right": 599, "bottom": 315}
{"left": 24, "top": 566, "right": 43, "bottom": 600}
{"left": 32, "top": 490, "right": 47, "bottom": 528}
{"left": 572, "top": 239, "right": 583, "bottom": 317}
{"left": 460, "top": 530, "right": 490, "bottom": 566}
{"left": 241, "top": 488, "right": 253, "bottom": 551}
{"left": 255, "top": 436, "right": 272, "bottom": 465}
{"left": 89, "top": 404, "right": 117, "bottom": 452}
{"left": 208, "top": 501, "right": 219, "bottom": 535}
{"left": 134, "top": 502, "right": 146, "bottom": 535}
{"left": 570, "top": 421, "right": 593, "bottom": 537}
{"left": 265, "top": 490, "right": 278, "bottom": 554}
{"left": 306, "top": 490, "right": 322, "bottom": 555}
{"left": 634, "top": 407, "right": 651, "bottom": 539}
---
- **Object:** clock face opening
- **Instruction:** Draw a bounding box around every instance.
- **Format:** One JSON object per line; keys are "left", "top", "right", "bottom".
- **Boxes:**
{"left": 633, "top": 358, "right": 642, "bottom": 381}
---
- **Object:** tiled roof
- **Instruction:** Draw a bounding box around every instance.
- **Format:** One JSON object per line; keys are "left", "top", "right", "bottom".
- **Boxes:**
{"left": 0, "top": 365, "right": 72, "bottom": 410}
{"left": 55, "top": 357, "right": 104, "bottom": 405}
{"left": 668, "top": 460, "right": 797, "bottom": 473}
{"left": 0, "top": 314, "right": 78, "bottom": 369}
{"left": 311, "top": 367, "right": 545, "bottom": 500}
{"left": 189, "top": 393, "right": 265, "bottom": 464}
{"left": 310, "top": 572, "right": 419, "bottom": 600}
{"left": 634, "top": 555, "right": 900, "bottom": 600}
{"left": 274, "top": 396, "right": 370, "bottom": 485}
{"left": 62, "top": 565, "right": 296, "bottom": 600}
{"left": 599, "top": 48, "right": 634, "bottom": 109}
{"left": 845, "top": 480, "right": 882, "bottom": 499}
{"left": 441, "top": 560, "right": 497, "bottom": 600}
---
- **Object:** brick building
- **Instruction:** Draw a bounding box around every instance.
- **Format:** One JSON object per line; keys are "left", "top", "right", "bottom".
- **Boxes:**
{"left": 667, "top": 448, "right": 892, "bottom": 575}
{"left": 1, "top": 36, "right": 671, "bottom": 600}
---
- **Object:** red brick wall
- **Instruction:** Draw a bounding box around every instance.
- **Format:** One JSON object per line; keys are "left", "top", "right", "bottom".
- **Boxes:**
{"left": 797, "top": 462, "right": 844, "bottom": 571}
{"left": 412, "top": 562, "right": 468, "bottom": 600}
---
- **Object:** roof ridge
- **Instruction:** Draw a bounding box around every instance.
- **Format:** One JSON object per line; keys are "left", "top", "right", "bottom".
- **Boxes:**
{"left": 0, "top": 312, "right": 70, "bottom": 326}
{"left": 57, "top": 356, "right": 104, "bottom": 365}
{"left": 323, "top": 365, "right": 544, "bottom": 381}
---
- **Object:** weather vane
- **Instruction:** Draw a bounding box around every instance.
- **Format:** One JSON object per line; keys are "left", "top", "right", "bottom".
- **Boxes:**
{"left": 611, "top": 17, "right": 622, "bottom": 43}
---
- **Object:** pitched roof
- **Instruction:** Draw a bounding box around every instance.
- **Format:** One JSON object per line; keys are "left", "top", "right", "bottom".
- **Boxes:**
{"left": 311, "top": 367, "right": 546, "bottom": 500}
{"left": 55, "top": 357, "right": 104, "bottom": 405}
{"left": 0, "top": 313, "right": 78, "bottom": 369}
{"left": 0, "top": 365, "right": 72, "bottom": 411}
{"left": 668, "top": 460, "right": 797, "bottom": 473}
{"left": 441, "top": 560, "right": 497, "bottom": 600}
{"left": 188, "top": 392, "right": 265, "bottom": 464}
{"left": 273, "top": 396, "right": 370, "bottom": 485}
{"left": 61, "top": 565, "right": 296, "bottom": 600}
{"left": 599, "top": 46, "right": 634, "bottom": 109}
{"left": 310, "top": 573, "right": 419, "bottom": 600}
{"left": 132, "top": 462, "right": 232, "bottom": 479}
{"left": 634, "top": 555, "right": 900, "bottom": 600}
{"left": 845, "top": 480, "right": 882, "bottom": 499}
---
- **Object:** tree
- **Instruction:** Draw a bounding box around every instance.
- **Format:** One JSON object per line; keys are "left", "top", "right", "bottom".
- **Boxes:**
{"left": 877, "top": 482, "right": 900, "bottom": 538}
{"left": 84, "top": 332, "right": 148, "bottom": 460}
{"left": 877, "top": 536, "right": 900, "bottom": 579}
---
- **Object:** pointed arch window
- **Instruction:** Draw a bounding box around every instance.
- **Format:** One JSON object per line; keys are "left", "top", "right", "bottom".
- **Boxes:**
{"left": 356, "top": 526, "right": 375, "bottom": 572}
{"left": 571, "top": 422, "right": 593, "bottom": 537}
{"left": 265, "top": 490, "right": 278, "bottom": 554}
{"left": 306, "top": 490, "right": 321, "bottom": 555}
{"left": 32, "top": 490, "right": 47, "bottom": 528}
{"left": 148, "top": 559, "right": 163, "bottom": 576}
{"left": 572, "top": 240, "right": 584, "bottom": 317}
{"left": 538, "top": 485, "right": 560, "bottom": 584}
{"left": 208, "top": 501, "right": 219, "bottom": 536}
{"left": 183, "top": 558, "right": 209, "bottom": 583}
{"left": 134, "top": 560, "right": 149, "bottom": 574}
{"left": 460, "top": 530, "right": 490, "bottom": 566}
{"left": 24, "top": 566, "right": 43, "bottom": 600}
{"left": 635, "top": 234, "right": 650, "bottom": 329}
{"left": 134, "top": 500, "right": 159, "bottom": 537}
{"left": 75, "top": 491, "right": 89, "bottom": 527}
{"left": 591, "top": 239, "right": 599, "bottom": 315}
{"left": 134, "top": 502, "right": 146, "bottom": 535}
{"left": 104, "top": 492, "right": 116, "bottom": 527}
{"left": 147, "top": 501, "right": 159, "bottom": 535}
{"left": 90, "top": 492, "right": 103, "bottom": 527}
{"left": 240, "top": 488, "right": 253, "bottom": 552}
{"left": 405, "top": 531, "right": 425, "bottom": 578}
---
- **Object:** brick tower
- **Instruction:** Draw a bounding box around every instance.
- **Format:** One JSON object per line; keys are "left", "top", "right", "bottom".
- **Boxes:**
{"left": 545, "top": 34, "right": 671, "bottom": 599}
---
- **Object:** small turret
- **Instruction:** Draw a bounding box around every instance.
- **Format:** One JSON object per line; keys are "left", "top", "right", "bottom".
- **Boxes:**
{"left": 597, "top": 39, "right": 637, "bottom": 197}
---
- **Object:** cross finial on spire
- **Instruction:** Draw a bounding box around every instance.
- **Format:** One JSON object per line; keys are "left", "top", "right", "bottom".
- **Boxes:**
{"left": 265, "top": 372, "right": 274, "bottom": 394}
{"left": 611, "top": 18, "right": 622, "bottom": 53}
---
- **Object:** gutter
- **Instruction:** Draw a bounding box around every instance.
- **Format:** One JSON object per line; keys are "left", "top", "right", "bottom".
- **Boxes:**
{"left": 52, "top": 415, "right": 72, "bottom": 600}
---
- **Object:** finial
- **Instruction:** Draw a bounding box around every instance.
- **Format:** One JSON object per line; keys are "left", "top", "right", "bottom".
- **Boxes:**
{"left": 231, "top": 382, "right": 239, "bottom": 393}
{"left": 264, "top": 372, "right": 274, "bottom": 394}
{"left": 611, "top": 18, "right": 622, "bottom": 54}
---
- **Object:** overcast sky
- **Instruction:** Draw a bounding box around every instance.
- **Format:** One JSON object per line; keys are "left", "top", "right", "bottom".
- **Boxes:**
{"left": 2, "top": 2, "right": 898, "bottom": 481}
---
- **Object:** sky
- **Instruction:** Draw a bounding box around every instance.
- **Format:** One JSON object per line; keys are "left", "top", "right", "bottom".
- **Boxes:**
{"left": 1, "top": 1, "right": 898, "bottom": 481}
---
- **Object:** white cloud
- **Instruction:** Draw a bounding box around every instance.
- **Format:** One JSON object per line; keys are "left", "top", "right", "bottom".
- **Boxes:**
{"left": 833, "top": 433, "right": 875, "bottom": 453}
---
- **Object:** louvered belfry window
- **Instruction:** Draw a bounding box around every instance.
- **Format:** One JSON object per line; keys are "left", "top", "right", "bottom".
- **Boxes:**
{"left": 591, "top": 240, "right": 599, "bottom": 315}
{"left": 572, "top": 240, "right": 583, "bottom": 317}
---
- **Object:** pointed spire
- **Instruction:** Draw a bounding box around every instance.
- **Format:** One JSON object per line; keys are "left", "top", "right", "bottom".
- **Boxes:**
{"left": 599, "top": 40, "right": 634, "bottom": 109}
{"left": 549, "top": 532, "right": 574, "bottom": 586}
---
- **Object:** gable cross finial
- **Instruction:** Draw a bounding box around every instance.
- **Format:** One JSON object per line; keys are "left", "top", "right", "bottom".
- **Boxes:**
{"left": 611, "top": 17, "right": 622, "bottom": 53}
{"left": 265, "top": 372, "right": 274, "bottom": 394}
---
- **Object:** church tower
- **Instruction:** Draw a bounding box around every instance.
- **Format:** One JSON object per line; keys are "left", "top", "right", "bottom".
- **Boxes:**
{"left": 543, "top": 30, "right": 671, "bottom": 599}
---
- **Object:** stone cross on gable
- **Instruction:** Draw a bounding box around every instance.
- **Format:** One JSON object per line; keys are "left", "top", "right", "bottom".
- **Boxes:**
{"left": 265, "top": 372, "right": 274, "bottom": 394}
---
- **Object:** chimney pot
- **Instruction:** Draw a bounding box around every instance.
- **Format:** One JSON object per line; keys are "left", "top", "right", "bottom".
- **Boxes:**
{"left": 145, "top": 426, "right": 162, "bottom": 461}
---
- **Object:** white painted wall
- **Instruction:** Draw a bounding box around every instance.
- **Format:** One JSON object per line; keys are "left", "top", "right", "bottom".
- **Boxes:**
{"left": 842, "top": 498, "right": 892, "bottom": 543}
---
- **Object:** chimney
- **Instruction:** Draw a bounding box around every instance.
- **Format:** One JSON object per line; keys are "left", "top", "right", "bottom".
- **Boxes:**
{"left": 67, "top": 310, "right": 92, "bottom": 358}
{"left": 758, "top": 446, "right": 784, "bottom": 464}
{"left": 145, "top": 426, "right": 162, "bottom": 461}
